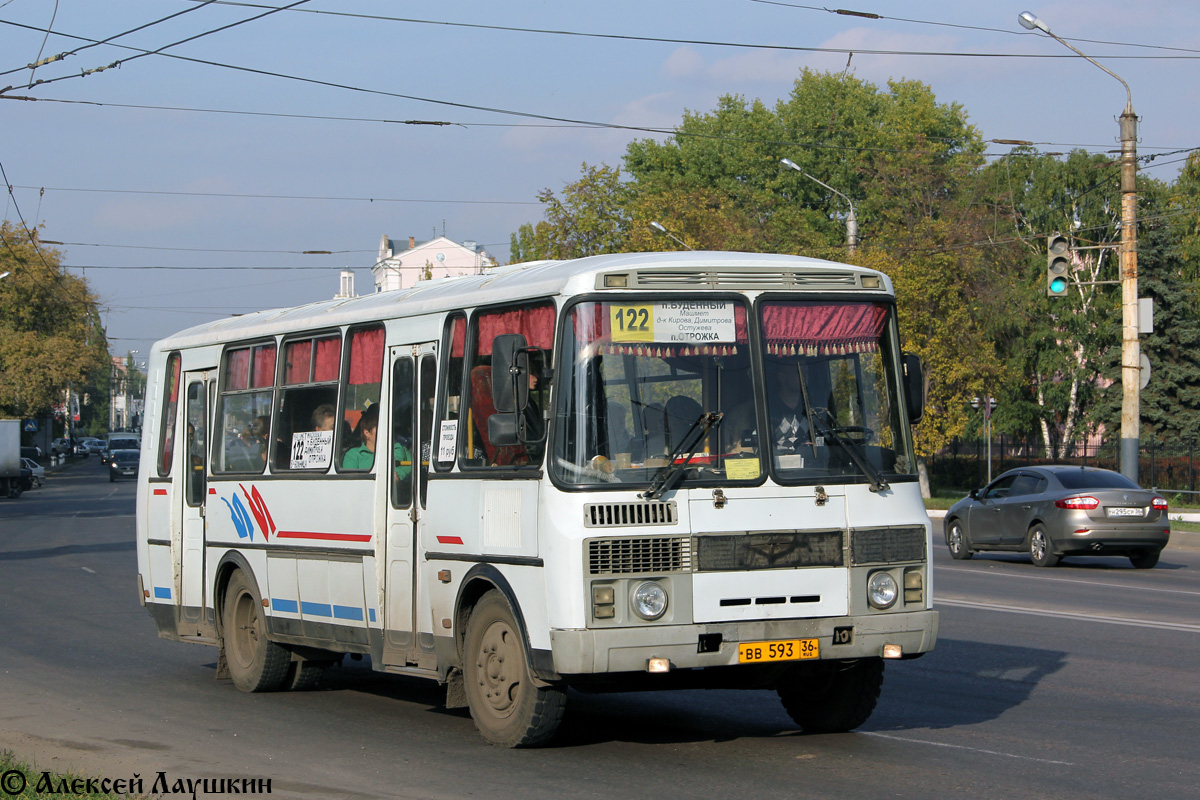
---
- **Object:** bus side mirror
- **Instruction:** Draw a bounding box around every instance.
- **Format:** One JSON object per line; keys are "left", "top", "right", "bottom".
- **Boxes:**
{"left": 491, "top": 334, "right": 529, "bottom": 414}
{"left": 902, "top": 353, "right": 925, "bottom": 424}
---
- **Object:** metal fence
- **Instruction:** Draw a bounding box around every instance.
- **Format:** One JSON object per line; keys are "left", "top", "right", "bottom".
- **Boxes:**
{"left": 927, "top": 437, "right": 1200, "bottom": 496}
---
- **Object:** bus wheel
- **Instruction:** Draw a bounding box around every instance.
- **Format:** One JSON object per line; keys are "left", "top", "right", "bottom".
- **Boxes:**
{"left": 286, "top": 658, "right": 335, "bottom": 691}
{"left": 222, "top": 570, "right": 290, "bottom": 692}
{"left": 463, "top": 590, "right": 565, "bottom": 747}
{"left": 777, "top": 657, "right": 884, "bottom": 733}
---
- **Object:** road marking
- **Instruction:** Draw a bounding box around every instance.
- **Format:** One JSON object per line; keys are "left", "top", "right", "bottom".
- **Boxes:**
{"left": 81, "top": 567, "right": 96, "bottom": 574}
{"left": 936, "top": 596, "right": 1200, "bottom": 633}
{"left": 863, "top": 732, "right": 1075, "bottom": 765}
{"left": 934, "top": 564, "right": 1200, "bottom": 597}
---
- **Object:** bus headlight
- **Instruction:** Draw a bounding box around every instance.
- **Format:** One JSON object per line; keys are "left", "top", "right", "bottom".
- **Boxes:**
{"left": 867, "top": 571, "right": 898, "bottom": 610}
{"left": 631, "top": 581, "right": 668, "bottom": 621}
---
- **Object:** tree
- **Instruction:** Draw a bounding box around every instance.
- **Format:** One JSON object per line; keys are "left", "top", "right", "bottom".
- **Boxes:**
{"left": 0, "top": 222, "right": 109, "bottom": 420}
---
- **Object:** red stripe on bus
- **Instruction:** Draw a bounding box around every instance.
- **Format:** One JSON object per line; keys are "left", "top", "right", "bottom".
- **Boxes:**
{"left": 209, "top": 488, "right": 217, "bottom": 494}
{"left": 275, "top": 530, "right": 372, "bottom": 542}
{"left": 153, "top": 488, "right": 168, "bottom": 496}
{"left": 436, "top": 535, "right": 464, "bottom": 545}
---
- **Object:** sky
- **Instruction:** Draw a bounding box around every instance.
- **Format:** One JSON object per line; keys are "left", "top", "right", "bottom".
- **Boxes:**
{"left": 1, "top": 0, "right": 1198, "bottom": 365}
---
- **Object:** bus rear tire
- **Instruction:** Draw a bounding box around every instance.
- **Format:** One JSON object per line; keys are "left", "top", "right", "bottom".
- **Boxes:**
{"left": 222, "top": 570, "right": 290, "bottom": 692}
{"left": 463, "top": 590, "right": 565, "bottom": 747}
{"left": 777, "top": 657, "right": 884, "bottom": 733}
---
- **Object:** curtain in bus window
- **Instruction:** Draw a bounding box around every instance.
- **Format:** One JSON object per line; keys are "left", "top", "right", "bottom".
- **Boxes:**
{"left": 313, "top": 337, "right": 340, "bottom": 382}
{"left": 251, "top": 344, "right": 276, "bottom": 388}
{"left": 348, "top": 328, "right": 384, "bottom": 385}
{"left": 224, "top": 348, "right": 250, "bottom": 391}
{"left": 761, "top": 303, "right": 887, "bottom": 355}
{"left": 475, "top": 305, "right": 554, "bottom": 354}
{"left": 158, "top": 353, "right": 181, "bottom": 477}
{"left": 283, "top": 340, "right": 312, "bottom": 384}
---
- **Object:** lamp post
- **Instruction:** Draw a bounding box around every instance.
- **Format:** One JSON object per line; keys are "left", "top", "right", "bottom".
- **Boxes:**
{"left": 780, "top": 158, "right": 858, "bottom": 254}
{"left": 971, "top": 395, "right": 997, "bottom": 483}
{"left": 1018, "top": 11, "right": 1140, "bottom": 483}
{"left": 649, "top": 220, "right": 694, "bottom": 250}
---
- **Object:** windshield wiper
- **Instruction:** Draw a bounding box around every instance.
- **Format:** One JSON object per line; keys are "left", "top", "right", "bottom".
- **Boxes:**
{"left": 812, "top": 409, "right": 889, "bottom": 493}
{"left": 641, "top": 412, "right": 724, "bottom": 500}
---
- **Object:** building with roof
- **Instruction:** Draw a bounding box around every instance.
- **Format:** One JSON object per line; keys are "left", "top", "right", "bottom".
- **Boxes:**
{"left": 372, "top": 235, "right": 497, "bottom": 293}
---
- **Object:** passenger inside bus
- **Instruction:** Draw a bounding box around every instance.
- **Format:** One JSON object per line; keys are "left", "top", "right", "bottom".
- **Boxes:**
{"left": 341, "top": 403, "right": 413, "bottom": 477}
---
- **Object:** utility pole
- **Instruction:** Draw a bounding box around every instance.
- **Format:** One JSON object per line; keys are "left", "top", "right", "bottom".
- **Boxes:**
{"left": 1019, "top": 11, "right": 1140, "bottom": 482}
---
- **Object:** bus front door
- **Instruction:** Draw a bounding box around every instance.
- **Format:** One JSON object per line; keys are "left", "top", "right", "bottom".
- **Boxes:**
{"left": 179, "top": 374, "right": 210, "bottom": 628}
{"left": 382, "top": 344, "right": 437, "bottom": 668}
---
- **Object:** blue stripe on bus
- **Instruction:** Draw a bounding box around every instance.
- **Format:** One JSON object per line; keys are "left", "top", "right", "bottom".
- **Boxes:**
{"left": 272, "top": 598, "right": 299, "bottom": 613}
{"left": 300, "top": 601, "right": 332, "bottom": 618}
{"left": 369, "top": 608, "right": 376, "bottom": 622}
{"left": 332, "top": 604, "right": 364, "bottom": 621}
{"left": 154, "top": 587, "right": 172, "bottom": 599}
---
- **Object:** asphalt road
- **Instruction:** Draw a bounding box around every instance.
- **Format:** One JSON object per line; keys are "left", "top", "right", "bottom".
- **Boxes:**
{"left": 1, "top": 460, "right": 1198, "bottom": 799}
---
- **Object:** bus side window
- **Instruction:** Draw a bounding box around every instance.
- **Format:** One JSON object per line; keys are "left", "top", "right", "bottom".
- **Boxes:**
{"left": 157, "top": 353, "right": 181, "bottom": 477}
{"left": 464, "top": 302, "right": 554, "bottom": 468}
{"left": 215, "top": 342, "right": 276, "bottom": 474}
{"left": 273, "top": 334, "right": 340, "bottom": 472}
{"left": 339, "top": 326, "right": 384, "bottom": 472}
{"left": 434, "top": 314, "right": 466, "bottom": 472}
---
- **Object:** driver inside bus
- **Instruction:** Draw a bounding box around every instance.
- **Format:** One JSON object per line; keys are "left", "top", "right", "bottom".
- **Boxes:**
{"left": 766, "top": 360, "right": 812, "bottom": 456}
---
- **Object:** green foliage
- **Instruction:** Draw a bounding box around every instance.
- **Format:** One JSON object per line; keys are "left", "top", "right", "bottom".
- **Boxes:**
{"left": 0, "top": 222, "right": 109, "bottom": 419}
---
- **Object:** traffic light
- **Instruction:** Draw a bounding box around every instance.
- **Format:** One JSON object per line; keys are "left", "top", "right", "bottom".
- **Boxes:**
{"left": 1046, "top": 233, "right": 1070, "bottom": 297}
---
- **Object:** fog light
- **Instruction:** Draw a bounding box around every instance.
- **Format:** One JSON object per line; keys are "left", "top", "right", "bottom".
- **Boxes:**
{"left": 882, "top": 643, "right": 903, "bottom": 659}
{"left": 593, "top": 584, "right": 615, "bottom": 620}
{"left": 632, "top": 581, "right": 668, "bottom": 620}
{"left": 647, "top": 657, "right": 670, "bottom": 673}
{"left": 867, "top": 571, "right": 898, "bottom": 610}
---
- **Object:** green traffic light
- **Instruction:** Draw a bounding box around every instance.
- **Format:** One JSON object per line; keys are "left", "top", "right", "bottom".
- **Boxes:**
{"left": 1050, "top": 277, "right": 1068, "bottom": 295}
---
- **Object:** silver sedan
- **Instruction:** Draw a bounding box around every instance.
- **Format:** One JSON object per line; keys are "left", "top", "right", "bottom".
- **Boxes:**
{"left": 943, "top": 466, "right": 1170, "bottom": 568}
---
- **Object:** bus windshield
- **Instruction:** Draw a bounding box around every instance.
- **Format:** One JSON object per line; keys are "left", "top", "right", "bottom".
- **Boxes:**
{"left": 553, "top": 297, "right": 914, "bottom": 489}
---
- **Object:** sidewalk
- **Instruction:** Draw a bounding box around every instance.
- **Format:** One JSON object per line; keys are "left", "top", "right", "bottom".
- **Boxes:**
{"left": 926, "top": 508, "right": 1200, "bottom": 553}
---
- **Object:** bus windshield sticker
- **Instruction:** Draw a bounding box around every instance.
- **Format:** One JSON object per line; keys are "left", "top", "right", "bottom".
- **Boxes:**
{"left": 611, "top": 302, "right": 736, "bottom": 344}
{"left": 437, "top": 419, "right": 459, "bottom": 462}
{"left": 290, "top": 430, "right": 333, "bottom": 469}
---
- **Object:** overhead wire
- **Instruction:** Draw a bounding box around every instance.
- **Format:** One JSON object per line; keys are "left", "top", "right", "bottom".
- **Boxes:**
{"left": 6, "top": 0, "right": 220, "bottom": 81}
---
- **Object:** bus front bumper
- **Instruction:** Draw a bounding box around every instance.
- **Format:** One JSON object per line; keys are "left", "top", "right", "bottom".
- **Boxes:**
{"left": 548, "top": 609, "right": 938, "bottom": 675}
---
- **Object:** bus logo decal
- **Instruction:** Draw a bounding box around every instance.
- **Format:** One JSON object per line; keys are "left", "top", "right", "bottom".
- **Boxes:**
{"left": 219, "top": 484, "right": 276, "bottom": 542}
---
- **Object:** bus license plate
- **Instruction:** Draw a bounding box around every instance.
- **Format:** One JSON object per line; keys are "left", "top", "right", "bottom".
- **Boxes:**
{"left": 738, "top": 638, "right": 819, "bottom": 664}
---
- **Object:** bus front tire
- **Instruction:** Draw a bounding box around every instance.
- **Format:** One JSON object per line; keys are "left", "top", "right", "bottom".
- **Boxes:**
{"left": 777, "top": 657, "right": 884, "bottom": 733}
{"left": 222, "top": 570, "right": 290, "bottom": 692}
{"left": 463, "top": 590, "right": 565, "bottom": 747}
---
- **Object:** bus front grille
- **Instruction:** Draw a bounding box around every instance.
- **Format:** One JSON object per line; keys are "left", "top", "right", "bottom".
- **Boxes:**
{"left": 850, "top": 526, "right": 927, "bottom": 565}
{"left": 695, "top": 530, "right": 844, "bottom": 571}
{"left": 632, "top": 270, "right": 859, "bottom": 289}
{"left": 583, "top": 501, "right": 677, "bottom": 528}
{"left": 588, "top": 536, "right": 691, "bottom": 575}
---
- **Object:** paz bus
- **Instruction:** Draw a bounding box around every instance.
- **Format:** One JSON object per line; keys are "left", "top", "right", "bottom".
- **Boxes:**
{"left": 136, "top": 251, "right": 937, "bottom": 747}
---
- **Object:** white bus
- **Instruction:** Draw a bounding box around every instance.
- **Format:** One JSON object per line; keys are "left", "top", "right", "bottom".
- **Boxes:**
{"left": 136, "top": 251, "right": 937, "bottom": 747}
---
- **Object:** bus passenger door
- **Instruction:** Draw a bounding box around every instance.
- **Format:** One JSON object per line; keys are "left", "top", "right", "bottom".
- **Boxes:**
{"left": 179, "top": 374, "right": 210, "bottom": 627}
{"left": 382, "top": 343, "right": 436, "bottom": 668}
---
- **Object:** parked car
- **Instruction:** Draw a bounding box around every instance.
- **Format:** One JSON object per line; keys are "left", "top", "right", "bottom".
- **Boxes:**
{"left": 20, "top": 446, "right": 41, "bottom": 460}
{"left": 944, "top": 466, "right": 1170, "bottom": 569}
{"left": 78, "top": 438, "right": 105, "bottom": 455}
{"left": 108, "top": 449, "right": 139, "bottom": 482}
{"left": 20, "top": 458, "right": 45, "bottom": 488}
{"left": 51, "top": 438, "right": 73, "bottom": 457}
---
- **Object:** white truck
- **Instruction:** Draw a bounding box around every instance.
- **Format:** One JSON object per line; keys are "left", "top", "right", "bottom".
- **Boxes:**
{"left": 1, "top": 419, "right": 32, "bottom": 499}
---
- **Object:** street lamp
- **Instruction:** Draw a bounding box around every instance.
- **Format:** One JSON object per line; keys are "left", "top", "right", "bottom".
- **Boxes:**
{"left": 649, "top": 220, "right": 694, "bottom": 250}
{"left": 971, "top": 395, "right": 997, "bottom": 483}
{"left": 780, "top": 158, "right": 858, "bottom": 253}
{"left": 1018, "top": 11, "right": 1140, "bottom": 483}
